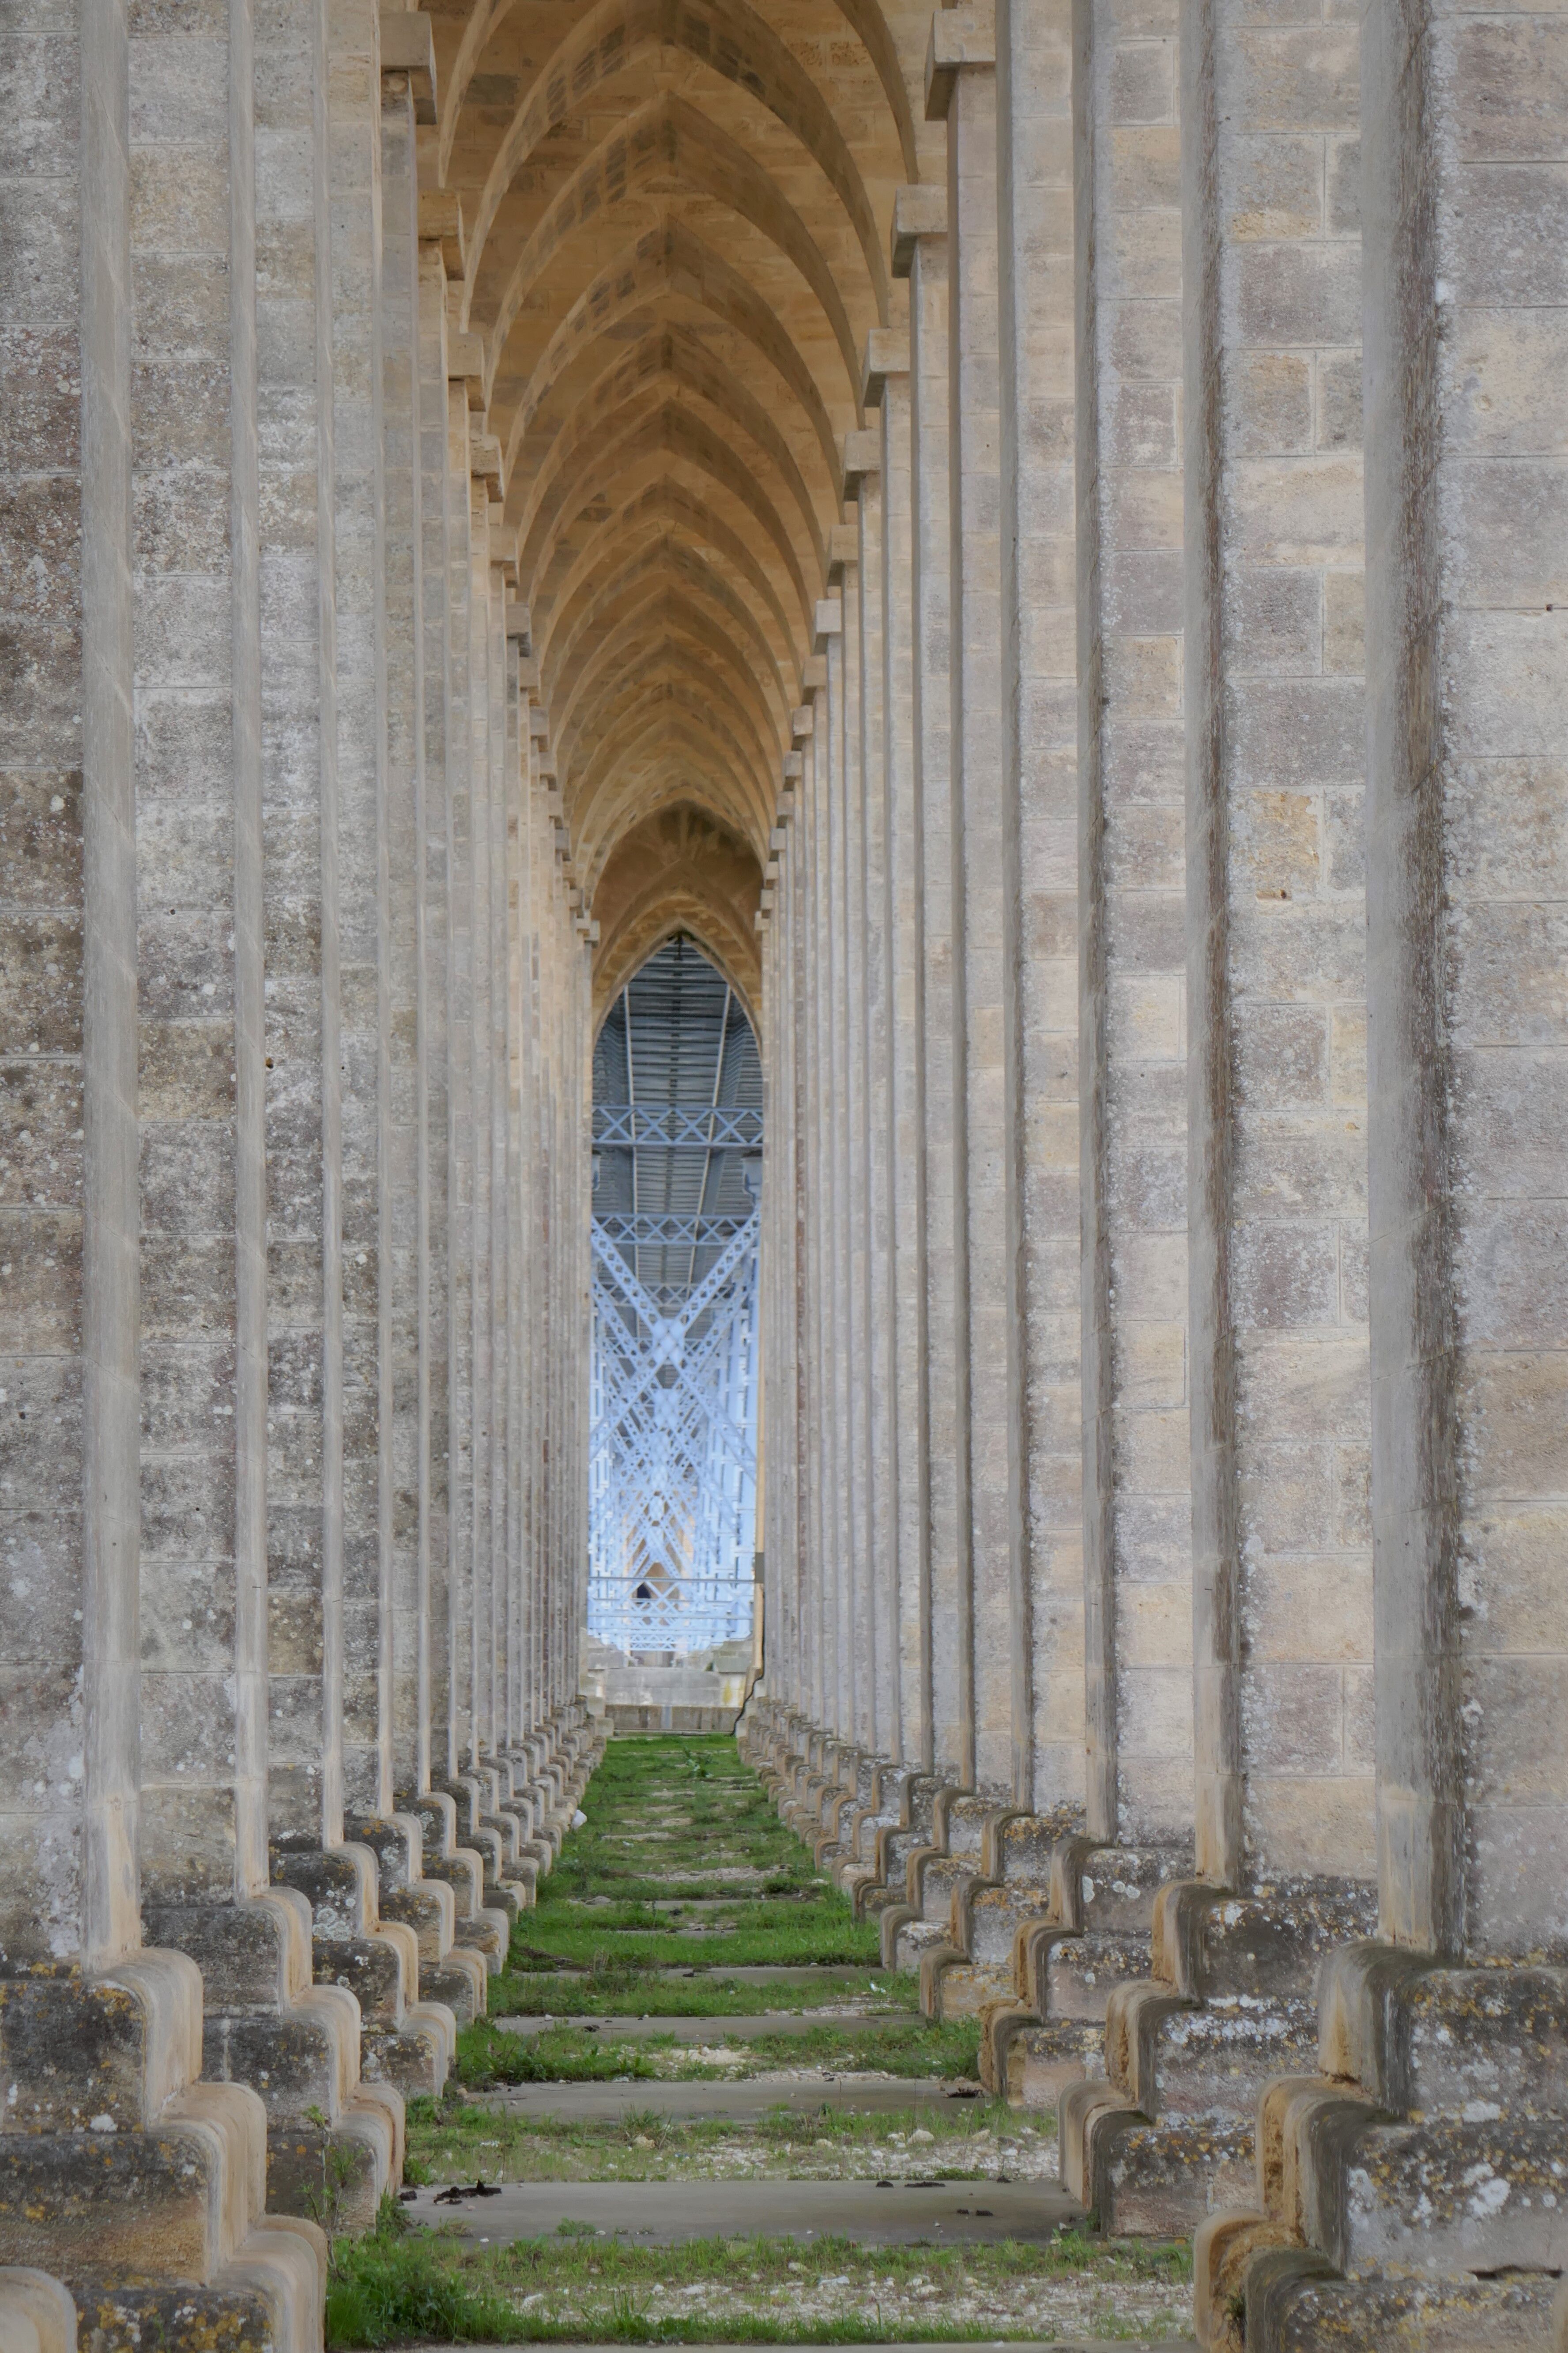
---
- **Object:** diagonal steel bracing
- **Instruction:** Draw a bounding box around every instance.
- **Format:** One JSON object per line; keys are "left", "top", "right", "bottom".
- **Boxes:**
{"left": 588, "top": 1209, "right": 760, "bottom": 1651}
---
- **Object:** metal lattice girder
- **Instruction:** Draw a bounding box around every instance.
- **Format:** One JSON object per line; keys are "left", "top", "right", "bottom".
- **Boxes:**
{"left": 592, "top": 1104, "right": 764, "bottom": 1149}
{"left": 592, "top": 1212, "right": 751, "bottom": 1249}
{"left": 588, "top": 938, "right": 762, "bottom": 1657}
{"left": 591, "top": 1257, "right": 756, "bottom": 1492}
{"left": 588, "top": 1283, "right": 737, "bottom": 1458}
{"left": 588, "top": 1208, "right": 759, "bottom": 1653}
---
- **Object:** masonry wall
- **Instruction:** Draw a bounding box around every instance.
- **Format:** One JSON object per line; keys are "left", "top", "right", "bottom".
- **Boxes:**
{"left": 758, "top": 0, "right": 1567, "bottom": 2309}
{"left": 0, "top": 4, "right": 593, "bottom": 2330}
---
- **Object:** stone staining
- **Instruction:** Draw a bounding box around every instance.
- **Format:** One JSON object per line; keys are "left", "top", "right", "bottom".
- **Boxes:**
{"left": 1075, "top": 0, "right": 1194, "bottom": 1858}
{"left": 1363, "top": 0, "right": 1568, "bottom": 1972}
{"left": 333, "top": 0, "right": 392, "bottom": 1829}
{"left": 899, "top": 184, "right": 961, "bottom": 1788}
{"left": 1182, "top": 0, "right": 1373, "bottom": 1894}
{"left": 257, "top": 0, "right": 342, "bottom": 1855}
{"left": 130, "top": 0, "right": 261, "bottom": 1909}
{"left": 382, "top": 76, "right": 425, "bottom": 1816}
{"left": 751, "top": 0, "right": 1566, "bottom": 2338}
{"left": 849, "top": 438, "right": 901, "bottom": 1764}
{"left": 867, "top": 329, "right": 927, "bottom": 1777}
{"left": 2, "top": 0, "right": 315, "bottom": 2337}
{"left": 996, "top": 0, "right": 1084, "bottom": 1828}
{"left": 935, "top": 6, "right": 1010, "bottom": 1806}
{"left": 2, "top": 0, "right": 598, "bottom": 2327}
{"left": 2, "top": 0, "right": 119, "bottom": 1979}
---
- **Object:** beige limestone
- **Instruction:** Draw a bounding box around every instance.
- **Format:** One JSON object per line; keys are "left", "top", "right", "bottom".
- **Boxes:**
{"left": 1182, "top": 0, "right": 1374, "bottom": 1892}
{"left": 998, "top": 0, "right": 1085, "bottom": 1820}
{"left": 900, "top": 191, "right": 963, "bottom": 1783}
{"left": 937, "top": 14, "right": 1010, "bottom": 1801}
{"left": 1076, "top": 0, "right": 1194, "bottom": 1848}
{"left": 1364, "top": 0, "right": 1568, "bottom": 1963}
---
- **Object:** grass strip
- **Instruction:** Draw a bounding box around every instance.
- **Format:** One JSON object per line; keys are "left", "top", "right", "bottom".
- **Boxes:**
{"left": 458, "top": 2017, "right": 663, "bottom": 2088}
{"left": 458, "top": 2016, "right": 980, "bottom": 2087}
{"left": 327, "top": 2202, "right": 1193, "bottom": 2347}
{"left": 490, "top": 1972, "right": 915, "bottom": 2020}
{"left": 505, "top": 1919, "right": 882, "bottom": 1972}
{"left": 664, "top": 2020, "right": 982, "bottom": 2081}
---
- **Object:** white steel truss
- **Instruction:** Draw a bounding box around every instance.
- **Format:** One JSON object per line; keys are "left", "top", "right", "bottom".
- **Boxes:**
{"left": 592, "top": 1211, "right": 750, "bottom": 1251}
{"left": 592, "top": 1103, "right": 763, "bottom": 1150}
{"left": 588, "top": 1210, "right": 760, "bottom": 1652}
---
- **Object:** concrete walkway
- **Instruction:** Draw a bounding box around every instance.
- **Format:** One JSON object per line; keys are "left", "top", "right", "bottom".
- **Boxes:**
{"left": 486, "top": 2077, "right": 980, "bottom": 2119}
{"left": 407, "top": 1735, "right": 1197, "bottom": 2345}
{"left": 404, "top": 2176, "right": 1078, "bottom": 2245}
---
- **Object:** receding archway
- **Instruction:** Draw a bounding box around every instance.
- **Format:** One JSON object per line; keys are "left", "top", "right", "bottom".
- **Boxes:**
{"left": 587, "top": 935, "right": 763, "bottom": 1666}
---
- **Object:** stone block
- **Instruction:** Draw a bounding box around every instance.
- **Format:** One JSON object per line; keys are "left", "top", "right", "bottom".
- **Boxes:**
{"left": 1248, "top": 2267, "right": 1561, "bottom": 2353}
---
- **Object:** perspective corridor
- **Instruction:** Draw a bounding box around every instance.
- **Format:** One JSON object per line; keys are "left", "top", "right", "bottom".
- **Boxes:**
{"left": 1, "top": 0, "right": 1566, "bottom": 2349}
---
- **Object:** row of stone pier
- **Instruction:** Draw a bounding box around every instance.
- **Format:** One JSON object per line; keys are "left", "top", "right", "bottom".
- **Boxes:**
{"left": 2, "top": 3, "right": 600, "bottom": 2342}
{"left": 750, "top": 5, "right": 1568, "bottom": 2346}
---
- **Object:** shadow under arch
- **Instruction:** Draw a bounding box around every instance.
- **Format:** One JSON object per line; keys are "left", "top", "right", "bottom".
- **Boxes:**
{"left": 519, "top": 389, "right": 818, "bottom": 646}
{"left": 542, "top": 531, "right": 792, "bottom": 746}
{"left": 504, "top": 230, "right": 845, "bottom": 522}
{"left": 438, "top": 0, "right": 919, "bottom": 201}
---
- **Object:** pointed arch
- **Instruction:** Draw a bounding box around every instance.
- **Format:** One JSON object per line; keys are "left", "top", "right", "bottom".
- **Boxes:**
{"left": 464, "top": 0, "right": 890, "bottom": 329}
{"left": 485, "top": 94, "right": 863, "bottom": 406}
{"left": 558, "top": 610, "right": 780, "bottom": 807}
{"left": 543, "top": 532, "right": 791, "bottom": 737}
{"left": 536, "top": 479, "right": 802, "bottom": 705}
{"left": 519, "top": 391, "right": 816, "bottom": 643}
{"left": 440, "top": 0, "right": 918, "bottom": 204}
{"left": 504, "top": 245, "right": 836, "bottom": 559}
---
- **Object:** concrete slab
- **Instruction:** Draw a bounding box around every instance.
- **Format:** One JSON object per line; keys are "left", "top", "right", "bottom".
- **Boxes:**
{"left": 575, "top": 1897, "right": 754, "bottom": 1911}
{"left": 403, "top": 2175, "right": 1080, "bottom": 2246}
{"left": 562, "top": 1926, "right": 736, "bottom": 1938}
{"left": 484, "top": 2077, "right": 986, "bottom": 2120}
{"left": 496, "top": 2011, "right": 888, "bottom": 2042}
{"left": 694, "top": 1965, "right": 884, "bottom": 1983}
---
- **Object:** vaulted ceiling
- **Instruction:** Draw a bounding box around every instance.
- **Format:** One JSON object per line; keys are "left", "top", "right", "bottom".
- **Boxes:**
{"left": 422, "top": 0, "right": 942, "bottom": 1016}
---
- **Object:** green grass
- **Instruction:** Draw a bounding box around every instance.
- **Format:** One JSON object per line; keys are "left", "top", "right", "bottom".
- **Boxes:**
{"left": 331, "top": 1737, "right": 1194, "bottom": 2347}
{"left": 327, "top": 2200, "right": 529, "bottom": 2345}
{"left": 457, "top": 2014, "right": 980, "bottom": 2087}
{"left": 467, "top": 1736, "right": 972, "bottom": 2082}
{"left": 660, "top": 2017, "right": 982, "bottom": 2081}
{"left": 511, "top": 1891, "right": 881, "bottom": 1975}
{"left": 500, "top": 1911, "right": 882, "bottom": 1974}
{"left": 456, "top": 2016, "right": 667, "bottom": 2088}
{"left": 326, "top": 2203, "right": 1194, "bottom": 2347}
{"left": 537, "top": 1737, "right": 836, "bottom": 1900}
{"left": 490, "top": 1968, "right": 916, "bottom": 2019}
{"left": 499, "top": 1733, "right": 881, "bottom": 1989}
